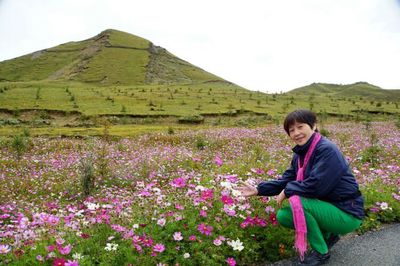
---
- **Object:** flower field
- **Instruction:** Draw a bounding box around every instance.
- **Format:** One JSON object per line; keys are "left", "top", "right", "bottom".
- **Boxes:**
{"left": 0, "top": 122, "right": 399, "bottom": 265}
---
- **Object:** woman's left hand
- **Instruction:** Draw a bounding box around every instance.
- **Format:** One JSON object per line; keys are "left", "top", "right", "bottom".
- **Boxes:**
{"left": 276, "top": 190, "right": 287, "bottom": 208}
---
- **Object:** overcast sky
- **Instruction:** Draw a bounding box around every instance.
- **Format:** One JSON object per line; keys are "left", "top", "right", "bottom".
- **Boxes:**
{"left": 1, "top": 0, "right": 400, "bottom": 92}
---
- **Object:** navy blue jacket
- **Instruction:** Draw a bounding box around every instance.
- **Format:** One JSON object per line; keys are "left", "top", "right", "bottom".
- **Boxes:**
{"left": 257, "top": 133, "right": 365, "bottom": 219}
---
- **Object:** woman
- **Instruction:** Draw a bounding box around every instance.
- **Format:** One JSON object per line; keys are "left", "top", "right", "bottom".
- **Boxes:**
{"left": 238, "top": 109, "right": 364, "bottom": 266}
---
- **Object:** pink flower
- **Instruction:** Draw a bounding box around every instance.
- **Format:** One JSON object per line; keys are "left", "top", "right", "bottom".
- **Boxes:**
{"left": 215, "top": 155, "right": 223, "bottom": 166}
{"left": 213, "top": 238, "right": 222, "bottom": 246}
{"left": 226, "top": 257, "right": 236, "bottom": 266}
{"left": 0, "top": 244, "right": 11, "bottom": 254}
{"left": 189, "top": 235, "right": 197, "bottom": 241}
{"left": 267, "top": 169, "right": 276, "bottom": 176}
{"left": 111, "top": 224, "right": 127, "bottom": 232}
{"left": 265, "top": 206, "right": 275, "bottom": 213}
{"left": 199, "top": 210, "right": 208, "bottom": 217}
{"left": 173, "top": 232, "right": 183, "bottom": 241}
{"left": 153, "top": 243, "right": 165, "bottom": 253}
{"left": 157, "top": 218, "right": 166, "bottom": 227}
{"left": 59, "top": 244, "right": 72, "bottom": 255}
{"left": 175, "top": 204, "right": 184, "bottom": 210}
{"left": 65, "top": 260, "right": 79, "bottom": 266}
{"left": 47, "top": 245, "right": 56, "bottom": 252}
{"left": 198, "top": 223, "right": 213, "bottom": 236}
{"left": 48, "top": 215, "right": 60, "bottom": 226}
{"left": 36, "top": 255, "right": 44, "bottom": 262}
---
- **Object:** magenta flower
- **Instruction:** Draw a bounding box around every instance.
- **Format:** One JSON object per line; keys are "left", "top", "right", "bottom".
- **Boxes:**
{"left": 226, "top": 257, "right": 236, "bottom": 266}
{"left": 201, "top": 189, "right": 214, "bottom": 201}
{"left": 53, "top": 257, "right": 66, "bottom": 266}
{"left": 189, "top": 235, "right": 197, "bottom": 241}
{"left": 221, "top": 195, "right": 234, "bottom": 205}
{"left": 198, "top": 223, "right": 213, "bottom": 236}
{"left": 251, "top": 168, "right": 265, "bottom": 174}
{"left": 153, "top": 243, "right": 165, "bottom": 253}
{"left": 171, "top": 177, "right": 186, "bottom": 188}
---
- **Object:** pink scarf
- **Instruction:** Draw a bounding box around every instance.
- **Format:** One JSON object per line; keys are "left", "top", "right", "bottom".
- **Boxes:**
{"left": 288, "top": 133, "right": 321, "bottom": 261}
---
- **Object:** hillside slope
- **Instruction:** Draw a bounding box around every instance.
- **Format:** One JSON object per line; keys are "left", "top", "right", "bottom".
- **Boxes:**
{"left": 0, "top": 29, "right": 227, "bottom": 85}
{"left": 289, "top": 82, "right": 400, "bottom": 101}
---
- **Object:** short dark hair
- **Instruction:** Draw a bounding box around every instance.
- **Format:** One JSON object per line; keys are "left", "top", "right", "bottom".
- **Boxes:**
{"left": 283, "top": 109, "right": 318, "bottom": 135}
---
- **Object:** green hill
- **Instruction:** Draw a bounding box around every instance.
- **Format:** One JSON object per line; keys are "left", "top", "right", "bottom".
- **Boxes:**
{"left": 0, "top": 29, "right": 227, "bottom": 85}
{"left": 289, "top": 82, "right": 400, "bottom": 101}
{"left": 0, "top": 29, "right": 399, "bottom": 135}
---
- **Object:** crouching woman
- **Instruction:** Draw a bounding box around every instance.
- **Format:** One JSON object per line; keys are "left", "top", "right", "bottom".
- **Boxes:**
{"left": 238, "top": 109, "right": 364, "bottom": 266}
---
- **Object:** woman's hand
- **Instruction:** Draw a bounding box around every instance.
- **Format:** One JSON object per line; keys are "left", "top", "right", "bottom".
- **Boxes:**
{"left": 237, "top": 181, "right": 258, "bottom": 197}
{"left": 276, "top": 189, "right": 287, "bottom": 208}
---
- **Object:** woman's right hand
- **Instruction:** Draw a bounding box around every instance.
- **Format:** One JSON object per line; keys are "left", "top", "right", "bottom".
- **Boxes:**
{"left": 237, "top": 181, "right": 258, "bottom": 197}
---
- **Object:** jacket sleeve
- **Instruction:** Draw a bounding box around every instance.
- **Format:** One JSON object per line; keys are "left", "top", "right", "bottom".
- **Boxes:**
{"left": 257, "top": 157, "right": 297, "bottom": 196}
{"left": 284, "top": 145, "right": 344, "bottom": 198}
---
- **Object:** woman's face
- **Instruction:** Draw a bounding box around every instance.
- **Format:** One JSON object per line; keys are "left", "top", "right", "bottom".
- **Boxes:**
{"left": 288, "top": 121, "right": 316, "bottom": 146}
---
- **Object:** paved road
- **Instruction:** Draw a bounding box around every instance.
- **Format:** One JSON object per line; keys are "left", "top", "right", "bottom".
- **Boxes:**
{"left": 266, "top": 223, "right": 400, "bottom": 266}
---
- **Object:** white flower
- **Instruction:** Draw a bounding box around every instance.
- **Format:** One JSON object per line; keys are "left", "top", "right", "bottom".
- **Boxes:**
{"left": 47, "top": 251, "right": 56, "bottom": 258}
{"left": 221, "top": 181, "right": 232, "bottom": 189}
{"left": 183, "top": 253, "right": 191, "bottom": 259}
{"left": 195, "top": 185, "right": 206, "bottom": 191}
{"left": 75, "top": 210, "right": 84, "bottom": 217}
{"left": 132, "top": 224, "right": 139, "bottom": 229}
{"left": 86, "top": 202, "right": 99, "bottom": 211}
{"left": 228, "top": 238, "right": 244, "bottom": 251}
{"left": 72, "top": 252, "right": 84, "bottom": 260}
{"left": 105, "top": 243, "right": 118, "bottom": 251}
{"left": 231, "top": 189, "right": 242, "bottom": 197}
{"left": 380, "top": 202, "right": 389, "bottom": 210}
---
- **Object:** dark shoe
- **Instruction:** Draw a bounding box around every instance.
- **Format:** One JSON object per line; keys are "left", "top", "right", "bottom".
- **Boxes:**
{"left": 297, "top": 250, "right": 330, "bottom": 266}
{"left": 326, "top": 234, "right": 340, "bottom": 249}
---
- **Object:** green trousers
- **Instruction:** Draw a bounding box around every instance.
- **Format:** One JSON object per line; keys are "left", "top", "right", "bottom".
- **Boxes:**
{"left": 277, "top": 197, "right": 362, "bottom": 254}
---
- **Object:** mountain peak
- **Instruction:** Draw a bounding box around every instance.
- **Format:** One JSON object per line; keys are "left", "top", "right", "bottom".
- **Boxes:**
{"left": 0, "top": 29, "right": 228, "bottom": 85}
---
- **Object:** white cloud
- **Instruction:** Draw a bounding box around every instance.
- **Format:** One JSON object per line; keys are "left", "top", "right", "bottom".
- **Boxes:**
{"left": 0, "top": 0, "right": 399, "bottom": 92}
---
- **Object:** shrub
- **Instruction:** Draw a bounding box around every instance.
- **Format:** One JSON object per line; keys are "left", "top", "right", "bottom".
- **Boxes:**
{"left": 178, "top": 115, "right": 204, "bottom": 124}
{"left": 360, "top": 145, "right": 382, "bottom": 167}
{"left": 195, "top": 136, "right": 208, "bottom": 150}
{"left": 167, "top": 127, "right": 175, "bottom": 135}
{"left": 80, "top": 157, "right": 95, "bottom": 196}
{"left": 11, "top": 134, "right": 28, "bottom": 160}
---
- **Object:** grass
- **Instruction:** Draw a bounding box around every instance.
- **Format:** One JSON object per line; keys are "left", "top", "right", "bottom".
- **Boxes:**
{"left": 0, "top": 124, "right": 212, "bottom": 137}
{"left": 1, "top": 81, "right": 398, "bottom": 117}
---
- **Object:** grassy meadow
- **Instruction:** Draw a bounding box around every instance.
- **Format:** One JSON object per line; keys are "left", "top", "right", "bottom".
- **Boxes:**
{"left": 1, "top": 80, "right": 399, "bottom": 137}
{"left": 0, "top": 122, "right": 399, "bottom": 265}
{"left": 1, "top": 28, "right": 400, "bottom": 265}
